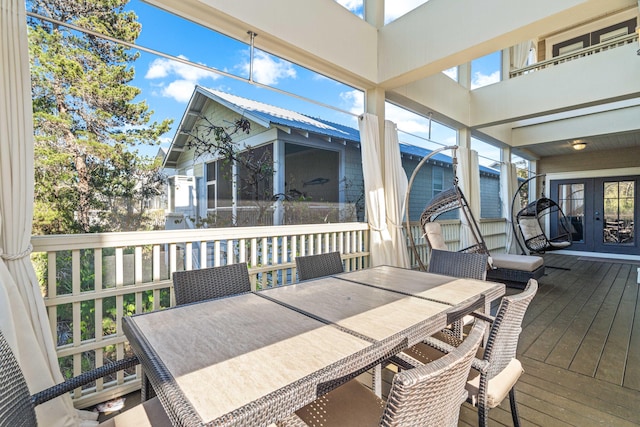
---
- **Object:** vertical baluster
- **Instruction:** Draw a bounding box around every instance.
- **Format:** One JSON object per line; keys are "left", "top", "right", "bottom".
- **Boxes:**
{"left": 94, "top": 248, "right": 104, "bottom": 392}
{"left": 152, "top": 245, "right": 160, "bottom": 311}
{"left": 47, "top": 251, "right": 57, "bottom": 352}
{"left": 214, "top": 240, "right": 221, "bottom": 266}
{"left": 115, "top": 247, "right": 124, "bottom": 384}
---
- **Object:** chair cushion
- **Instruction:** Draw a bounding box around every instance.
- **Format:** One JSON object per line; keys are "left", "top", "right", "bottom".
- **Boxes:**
{"left": 548, "top": 240, "right": 572, "bottom": 249}
{"left": 466, "top": 358, "right": 524, "bottom": 408}
{"left": 490, "top": 253, "right": 543, "bottom": 272}
{"left": 98, "top": 397, "right": 172, "bottom": 427}
{"left": 423, "top": 222, "right": 448, "bottom": 250}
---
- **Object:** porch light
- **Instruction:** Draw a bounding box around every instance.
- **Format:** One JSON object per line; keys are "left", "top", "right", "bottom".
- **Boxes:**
{"left": 572, "top": 140, "right": 587, "bottom": 151}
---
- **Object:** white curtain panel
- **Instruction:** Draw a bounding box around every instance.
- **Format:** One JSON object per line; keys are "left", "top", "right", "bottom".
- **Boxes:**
{"left": 383, "top": 120, "right": 410, "bottom": 268}
{"left": 0, "top": 1, "right": 80, "bottom": 425}
{"left": 457, "top": 146, "right": 481, "bottom": 251}
{"left": 500, "top": 163, "right": 520, "bottom": 254}
{"left": 510, "top": 40, "right": 535, "bottom": 70}
{"left": 358, "top": 113, "right": 393, "bottom": 267}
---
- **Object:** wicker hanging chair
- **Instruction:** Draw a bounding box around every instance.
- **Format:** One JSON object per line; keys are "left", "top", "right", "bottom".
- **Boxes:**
{"left": 404, "top": 146, "right": 489, "bottom": 271}
{"left": 511, "top": 175, "right": 573, "bottom": 254}
{"left": 404, "top": 146, "right": 545, "bottom": 289}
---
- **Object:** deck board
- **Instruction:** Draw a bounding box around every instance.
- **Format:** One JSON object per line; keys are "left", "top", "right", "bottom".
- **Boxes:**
{"left": 596, "top": 264, "right": 636, "bottom": 385}
{"left": 458, "top": 254, "right": 640, "bottom": 426}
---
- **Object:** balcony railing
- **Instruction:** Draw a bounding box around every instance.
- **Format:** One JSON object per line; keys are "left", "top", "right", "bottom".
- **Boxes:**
{"left": 510, "top": 32, "right": 639, "bottom": 78}
{"left": 30, "top": 219, "right": 507, "bottom": 408}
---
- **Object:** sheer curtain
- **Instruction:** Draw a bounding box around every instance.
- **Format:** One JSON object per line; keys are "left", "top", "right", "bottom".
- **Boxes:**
{"left": 1, "top": 1, "right": 81, "bottom": 425}
{"left": 510, "top": 40, "right": 535, "bottom": 70}
{"left": 358, "top": 113, "right": 394, "bottom": 267}
{"left": 500, "top": 163, "right": 520, "bottom": 254}
{"left": 384, "top": 120, "right": 410, "bottom": 268}
{"left": 457, "top": 146, "right": 481, "bottom": 251}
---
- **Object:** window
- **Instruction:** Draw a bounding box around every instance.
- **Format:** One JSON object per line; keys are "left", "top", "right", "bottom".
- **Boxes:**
{"left": 432, "top": 167, "right": 443, "bottom": 199}
{"left": 237, "top": 145, "right": 273, "bottom": 205}
{"left": 471, "top": 51, "right": 502, "bottom": 89}
{"left": 206, "top": 160, "right": 234, "bottom": 210}
{"left": 552, "top": 18, "right": 637, "bottom": 57}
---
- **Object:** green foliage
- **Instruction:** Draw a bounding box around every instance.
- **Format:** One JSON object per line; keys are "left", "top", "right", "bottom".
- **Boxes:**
{"left": 28, "top": 0, "right": 172, "bottom": 234}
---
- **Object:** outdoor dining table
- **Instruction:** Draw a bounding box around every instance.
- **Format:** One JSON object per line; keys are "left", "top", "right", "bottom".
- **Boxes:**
{"left": 123, "top": 265, "right": 505, "bottom": 427}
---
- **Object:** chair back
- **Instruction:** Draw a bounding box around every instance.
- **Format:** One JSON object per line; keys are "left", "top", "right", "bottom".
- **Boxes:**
{"left": 381, "top": 321, "right": 486, "bottom": 427}
{"left": 483, "top": 278, "right": 538, "bottom": 379}
{"left": 172, "top": 262, "right": 251, "bottom": 306}
{"left": 427, "top": 249, "right": 488, "bottom": 280}
{"left": 295, "top": 252, "right": 344, "bottom": 281}
{"left": 0, "top": 331, "right": 37, "bottom": 426}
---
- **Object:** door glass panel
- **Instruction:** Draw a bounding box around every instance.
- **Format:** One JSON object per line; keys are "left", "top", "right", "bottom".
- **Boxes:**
{"left": 559, "top": 183, "right": 585, "bottom": 242}
{"left": 603, "top": 181, "right": 634, "bottom": 244}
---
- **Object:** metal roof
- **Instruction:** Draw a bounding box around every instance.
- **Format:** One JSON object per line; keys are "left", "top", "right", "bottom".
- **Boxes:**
{"left": 163, "top": 86, "right": 499, "bottom": 177}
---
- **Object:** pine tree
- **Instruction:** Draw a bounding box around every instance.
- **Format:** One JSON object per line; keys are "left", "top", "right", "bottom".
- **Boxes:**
{"left": 28, "top": 0, "right": 172, "bottom": 233}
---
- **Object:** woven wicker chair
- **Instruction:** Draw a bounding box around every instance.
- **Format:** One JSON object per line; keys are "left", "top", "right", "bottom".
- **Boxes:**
{"left": 172, "top": 262, "right": 251, "bottom": 305}
{"left": 402, "top": 278, "right": 538, "bottom": 427}
{"left": 427, "top": 249, "right": 488, "bottom": 280}
{"left": 0, "top": 330, "right": 170, "bottom": 426}
{"left": 427, "top": 249, "right": 489, "bottom": 339}
{"left": 295, "top": 251, "right": 344, "bottom": 281}
{"left": 276, "top": 320, "right": 486, "bottom": 427}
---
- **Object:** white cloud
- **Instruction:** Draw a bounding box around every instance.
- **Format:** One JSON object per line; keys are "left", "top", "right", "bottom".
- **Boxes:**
{"left": 386, "top": 104, "right": 431, "bottom": 134}
{"left": 340, "top": 90, "right": 364, "bottom": 116}
{"left": 339, "top": 90, "right": 432, "bottom": 134}
{"left": 335, "top": 0, "right": 362, "bottom": 12}
{"left": 162, "top": 80, "right": 198, "bottom": 103}
{"left": 241, "top": 51, "right": 296, "bottom": 85}
{"left": 385, "top": 0, "right": 429, "bottom": 23}
{"left": 442, "top": 67, "right": 458, "bottom": 82}
{"left": 144, "top": 55, "right": 220, "bottom": 102}
{"left": 471, "top": 71, "right": 500, "bottom": 89}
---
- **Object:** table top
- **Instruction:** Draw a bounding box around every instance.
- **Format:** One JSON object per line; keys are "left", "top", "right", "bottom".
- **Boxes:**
{"left": 123, "top": 265, "right": 505, "bottom": 427}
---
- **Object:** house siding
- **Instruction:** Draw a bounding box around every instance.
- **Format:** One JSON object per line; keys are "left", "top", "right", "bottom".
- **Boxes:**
{"left": 165, "top": 93, "right": 502, "bottom": 227}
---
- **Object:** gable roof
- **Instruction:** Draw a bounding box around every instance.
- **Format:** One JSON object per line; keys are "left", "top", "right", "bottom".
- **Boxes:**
{"left": 162, "top": 86, "right": 498, "bottom": 177}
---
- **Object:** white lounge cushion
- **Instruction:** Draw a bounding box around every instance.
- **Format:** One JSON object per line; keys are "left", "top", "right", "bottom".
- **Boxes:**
{"left": 423, "top": 222, "right": 448, "bottom": 250}
{"left": 491, "top": 253, "right": 543, "bottom": 272}
{"left": 466, "top": 358, "right": 524, "bottom": 408}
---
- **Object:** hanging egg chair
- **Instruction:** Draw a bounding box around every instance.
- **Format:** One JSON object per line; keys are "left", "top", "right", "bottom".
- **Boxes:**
{"left": 404, "top": 146, "right": 489, "bottom": 271}
{"left": 511, "top": 175, "right": 573, "bottom": 254}
{"left": 404, "top": 147, "right": 545, "bottom": 287}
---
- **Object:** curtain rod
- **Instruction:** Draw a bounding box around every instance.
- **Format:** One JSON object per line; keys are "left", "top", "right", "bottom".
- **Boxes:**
{"left": 26, "top": 11, "right": 358, "bottom": 118}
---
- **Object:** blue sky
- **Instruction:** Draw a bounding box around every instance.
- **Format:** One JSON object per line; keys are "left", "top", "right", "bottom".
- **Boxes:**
{"left": 125, "top": 0, "right": 503, "bottom": 164}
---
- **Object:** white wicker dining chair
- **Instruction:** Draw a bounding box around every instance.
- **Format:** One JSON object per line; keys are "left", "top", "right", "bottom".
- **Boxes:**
{"left": 402, "top": 278, "right": 538, "bottom": 427}
{"left": 276, "top": 320, "right": 486, "bottom": 427}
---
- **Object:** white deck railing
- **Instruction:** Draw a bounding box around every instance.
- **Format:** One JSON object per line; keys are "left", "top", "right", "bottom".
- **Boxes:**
{"left": 31, "top": 222, "right": 370, "bottom": 408}
{"left": 30, "top": 219, "right": 507, "bottom": 408}
{"left": 510, "top": 32, "right": 638, "bottom": 78}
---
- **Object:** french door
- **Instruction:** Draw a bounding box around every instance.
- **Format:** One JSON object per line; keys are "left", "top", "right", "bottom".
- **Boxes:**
{"left": 550, "top": 176, "right": 638, "bottom": 255}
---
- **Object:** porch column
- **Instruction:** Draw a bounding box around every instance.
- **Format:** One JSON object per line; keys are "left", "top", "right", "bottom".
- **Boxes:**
{"left": 273, "top": 139, "right": 285, "bottom": 225}
{"left": 363, "top": 86, "right": 387, "bottom": 223}
{"left": 364, "top": 0, "right": 384, "bottom": 28}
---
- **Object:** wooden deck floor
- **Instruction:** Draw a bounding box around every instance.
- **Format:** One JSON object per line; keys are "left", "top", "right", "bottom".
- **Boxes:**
{"left": 459, "top": 253, "right": 640, "bottom": 426}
